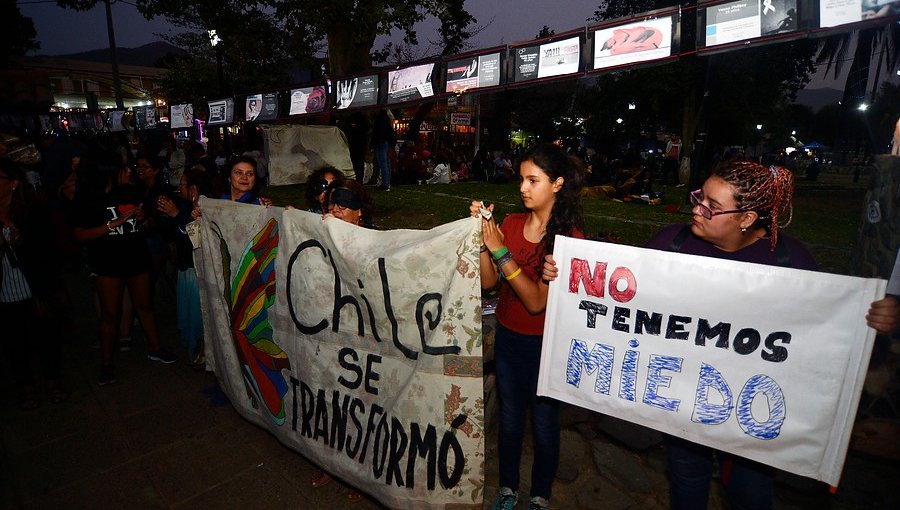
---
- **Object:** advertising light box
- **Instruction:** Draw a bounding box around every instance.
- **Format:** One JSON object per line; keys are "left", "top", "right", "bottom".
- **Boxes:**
{"left": 335, "top": 75, "right": 379, "bottom": 109}
{"left": 444, "top": 52, "right": 502, "bottom": 93}
{"left": 591, "top": 15, "right": 675, "bottom": 71}
{"left": 387, "top": 62, "right": 436, "bottom": 104}
{"left": 289, "top": 86, "right": 327, "bottom": 115}
{"left": 170, "top": 103, "right": 194, "bottom": 129}
{"left": 819, "top": 0, "right": 899, "bottom": 28}
{"left": 246, "top": 92, "right": 279, "bottom": 121}
{"left": 702, "top": 0, "right": 798, "bottom": 48}
{"left": 513, "top": 35, "right": 582, "bottom": 83}
{"left": 207, "top": 98, "right": 234, "bottom": 126}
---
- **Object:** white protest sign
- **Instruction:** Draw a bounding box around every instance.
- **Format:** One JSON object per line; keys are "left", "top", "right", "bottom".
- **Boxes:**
{"left": 538, "top": 236, "right": 885, "bottom": 485}
{"left": 195, "top": 199, "right": 485, "bottom": 509}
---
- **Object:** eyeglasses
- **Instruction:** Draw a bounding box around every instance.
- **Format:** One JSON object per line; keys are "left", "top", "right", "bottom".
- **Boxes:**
{"left": 689, "top": 189, "right": 747, "bottom": 220}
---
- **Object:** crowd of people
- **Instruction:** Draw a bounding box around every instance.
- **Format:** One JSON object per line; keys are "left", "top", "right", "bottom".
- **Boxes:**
{"left": 2, "top": 126, "right": 899, "bottom": 510}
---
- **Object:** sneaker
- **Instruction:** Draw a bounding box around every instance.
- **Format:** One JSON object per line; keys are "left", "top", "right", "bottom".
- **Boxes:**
{"left": 528, "top": 496, "right": 550, "bottom": 510}
{"left": 118, "top": 337, "right": 133, "bottom": 352}
{"left": 491, "top": 487, "right": 518, "bottom": 510}
{"left": 98, "top": 364, "right": 117, "bottom": 386}
{"left": 148, "top": 349, "right": 178, "bottom": 364}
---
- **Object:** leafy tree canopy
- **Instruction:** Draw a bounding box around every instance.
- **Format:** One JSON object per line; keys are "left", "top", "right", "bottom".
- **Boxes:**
{"left": 2, "top": 2, "right": 40, "bottom": 67}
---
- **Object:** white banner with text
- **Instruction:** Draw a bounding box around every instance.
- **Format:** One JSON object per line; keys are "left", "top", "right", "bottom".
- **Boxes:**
{"left": 538, "top": 236, "right": 885, "bottom": 485}
{"left": 195, "top": 199, "right": 486, "bottom": 509}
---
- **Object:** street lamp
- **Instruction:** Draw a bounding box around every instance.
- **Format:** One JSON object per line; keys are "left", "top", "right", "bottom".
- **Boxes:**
{"left": 858, "top": 103, "right": 869, "bottom": 112}
{"left": 756, "top": 124, "right": 763, "bottom": 131}
{"left": 209, "top": 30, "right": 224, "bottom": 95}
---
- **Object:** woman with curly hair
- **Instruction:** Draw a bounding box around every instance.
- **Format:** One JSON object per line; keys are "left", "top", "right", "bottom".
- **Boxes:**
{"left": 542, "top": 160, "right": 899, "bottom": 510}
{"left": 468, "top": 143, "right": 584, "bottom": 510}
{"left": 305, "top": 167, "right": 345, "bottom": 214}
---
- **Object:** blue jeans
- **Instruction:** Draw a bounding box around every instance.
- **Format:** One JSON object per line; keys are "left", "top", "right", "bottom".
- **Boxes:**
{"left": 375, "top": 141, "right": 390, "bottom": 188}
{"left": 494, "top": 323, "right": 560, "bottom": 500}
{"left": 665, "top": 435, "right": 774, "bottom": 510}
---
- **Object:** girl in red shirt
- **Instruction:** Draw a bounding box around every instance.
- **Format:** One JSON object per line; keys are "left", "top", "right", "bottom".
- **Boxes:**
{"left": 469, "top": 143, "right": 584, "bottom": 510}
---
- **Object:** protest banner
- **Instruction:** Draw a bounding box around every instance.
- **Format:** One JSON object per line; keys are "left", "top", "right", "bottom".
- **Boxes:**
{"left": 538, "top": 236, "right": 885, "bottom": 486}
{"left": 194, "top": 199, "right": 485, "bottom": 509}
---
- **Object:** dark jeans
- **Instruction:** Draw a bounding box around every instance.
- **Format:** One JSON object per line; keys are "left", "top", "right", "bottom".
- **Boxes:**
{"left": 666, "top": 435, "right": 774, "bottom": 510}
{"left": 495, "top": 323, "right": 560, "bottom": 500}
{"left": 375, "top": 141, "right": 390, "bottom": 188}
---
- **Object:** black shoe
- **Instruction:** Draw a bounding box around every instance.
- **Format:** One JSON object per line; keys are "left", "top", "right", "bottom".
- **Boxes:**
{"left": 148, "top": 349, "right": 178, "bottom": 364}
{"left": 98, "top": 364, "right": 117, "bottom": 386}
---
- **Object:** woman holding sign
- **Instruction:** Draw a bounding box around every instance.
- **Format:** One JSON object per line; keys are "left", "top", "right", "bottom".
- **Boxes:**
{"left": 542, "top": 160, "right": 899, "bottom": 510}
{"left": 469, "top": 143, "right": 584, "bottom": 510}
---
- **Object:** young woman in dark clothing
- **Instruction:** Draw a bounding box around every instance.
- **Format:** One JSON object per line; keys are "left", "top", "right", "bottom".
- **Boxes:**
{"left": 73, "top": 152, "right": 177, "bottom": 386}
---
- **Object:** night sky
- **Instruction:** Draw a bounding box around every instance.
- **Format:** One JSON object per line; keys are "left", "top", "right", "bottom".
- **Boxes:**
{"left": 19, "top": 0, "right": 603, "bottom": 56}
{"left": 19, "top": 0, "right": 873, "bottom": 92}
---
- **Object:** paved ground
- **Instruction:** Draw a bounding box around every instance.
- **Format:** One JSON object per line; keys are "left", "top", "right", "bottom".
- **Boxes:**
{"left": 3, "top": 259, "right": 899, "bottom": 509}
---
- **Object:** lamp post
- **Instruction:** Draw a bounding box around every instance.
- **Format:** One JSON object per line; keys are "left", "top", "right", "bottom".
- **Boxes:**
{"left": 209, "top": 30, "right": 224, "bottom": 96}
{"left": 103, "top": 0, "right": 124, "bottom": 109}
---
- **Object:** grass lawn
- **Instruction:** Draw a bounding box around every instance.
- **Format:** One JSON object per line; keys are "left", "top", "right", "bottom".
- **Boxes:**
{"left": 263, "top": 178, "right": 866, "bottom": 276}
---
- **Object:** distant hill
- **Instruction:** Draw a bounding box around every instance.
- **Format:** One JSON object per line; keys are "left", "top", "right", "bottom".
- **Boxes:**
{"left": 794, "top": 87, "right": 843, "bottom": 112}
{"left": 46, "top": 41, "right": 186, "bottom": 68}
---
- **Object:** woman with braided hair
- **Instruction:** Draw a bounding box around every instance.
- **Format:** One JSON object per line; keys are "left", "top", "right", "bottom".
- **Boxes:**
{"left": 542, "top": 159, "right": 899, "bottom": 509}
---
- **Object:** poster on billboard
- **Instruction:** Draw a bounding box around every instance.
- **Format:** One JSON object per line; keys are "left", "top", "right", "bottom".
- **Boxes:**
{"left": 387, "top": 62, "right": 436, "bottom": 104}
{"left": 703, "top": 0, "right": 798, "bottom": 47}
{"left": 207, "top": 98, "right": 234, "bottom": 126}
{"left": 591, "top": 15, "right": 675, "bottom": 70}
{"left": 289, "top": 86, "right": 328, "bottom": 116}
{"left": 246, "top": 93, "right": 279, "bottom": 122}
{"left": 513, "top": 35, "right": 582, "bottom": 83}
{"left": 819, "top": 0, "right": 900, "bottom": 28}
{"left": 170, "top": 103, "right": 194, "bottom": 129}
{"left": 444, "top": 52, "right": 502, "bottom": 93}
{"left": 335, "top": 75, "right": 379, "bottom": 109}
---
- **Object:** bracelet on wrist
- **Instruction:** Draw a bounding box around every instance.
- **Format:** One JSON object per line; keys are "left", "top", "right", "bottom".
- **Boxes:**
{"left": 495, "top": 252, "right": 514, "bottom": 268}
{"left": 491, "top": 246, "right": 509, "bottom": 261}
{"left": 480, "top": 245, "right": 488, "bottom": 253}
{"left": 505, "top": 267, "right": 523, "bottom": 281}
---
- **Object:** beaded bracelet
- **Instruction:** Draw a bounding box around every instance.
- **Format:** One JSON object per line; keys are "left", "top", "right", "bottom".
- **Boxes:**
{"left": 495, "top": 252, "right": 514, "bottom": 268}
{"left": 491, "top": 246, "right": 509, "bottom": 260}
{"left": 505, "top": 267, "right": 523, "bottom": 281}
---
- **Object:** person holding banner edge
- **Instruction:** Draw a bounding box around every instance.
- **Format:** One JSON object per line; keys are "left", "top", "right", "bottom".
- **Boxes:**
{"left": 540, "top": 160, "right": 899, "bottom": 510}
{"left": 469, "top": 143, "right": 584, "bottom": 510}
{"left": 309, "top": 178, "right": 373, "bottom": 503}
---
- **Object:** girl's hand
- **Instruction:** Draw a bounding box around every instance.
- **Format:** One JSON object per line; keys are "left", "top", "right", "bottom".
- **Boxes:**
{"left": 191, "top": 205, "right": 202, "bottom": 220}
{"left": 867, "top": 296, "right": 900, "bottom": 335}
{"left": 468, "top": 200, "right": 494, "bottom": 219}
{"left": 259, "top": 197, "right": 273, "bottom": 207}
{"left": 481, "top": 215, "right": 505, "bottom": 252}
{"left": 541, "top": 254, "right": 559, "bottom": 283}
